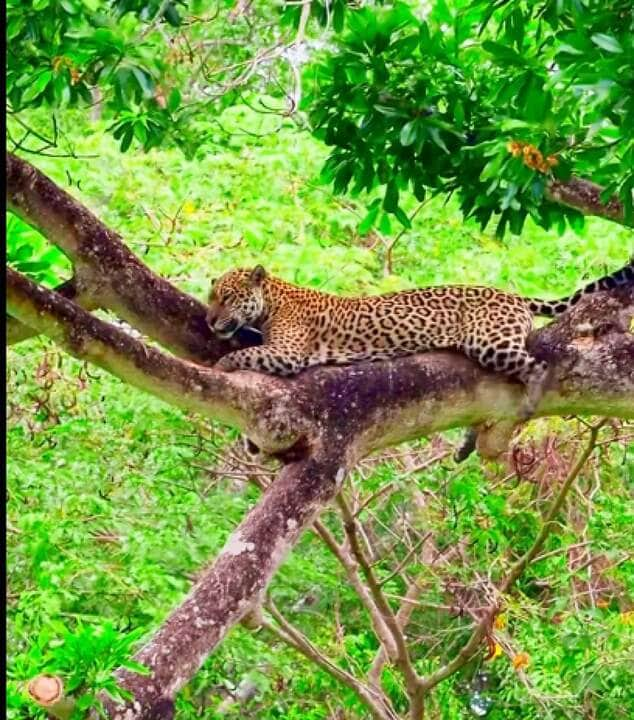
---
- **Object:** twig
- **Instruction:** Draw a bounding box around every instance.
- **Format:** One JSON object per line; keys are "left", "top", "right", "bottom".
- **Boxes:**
{"left": 264, "top": 599, "right": 399, "bottom": 720}
{"left": 337, "top": 494, "right": 424, "bottom": 711}
{"left": 311, "top": 519, "right": 399, "bottom": 660}
{"left": 419, "top": 419, "right": 606, "bottom": 693}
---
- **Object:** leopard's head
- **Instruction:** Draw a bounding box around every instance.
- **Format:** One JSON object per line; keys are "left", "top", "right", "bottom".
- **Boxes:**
{"left": 206, "top": 266, "right": 267, "bottom": 339}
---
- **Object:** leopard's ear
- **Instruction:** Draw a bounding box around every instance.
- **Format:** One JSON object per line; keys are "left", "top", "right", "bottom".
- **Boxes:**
{"left": 249, "top": 265, "right": 266, "bottom": 287}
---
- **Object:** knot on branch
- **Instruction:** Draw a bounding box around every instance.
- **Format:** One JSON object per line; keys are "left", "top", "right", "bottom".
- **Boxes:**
{"left": 529, "top": 287, "right": 634, "bottom": 381}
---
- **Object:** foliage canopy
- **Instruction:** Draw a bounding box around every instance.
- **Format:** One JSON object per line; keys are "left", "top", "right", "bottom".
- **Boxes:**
{"left": 7, "top": 0, "right": 634, "bottom": 243}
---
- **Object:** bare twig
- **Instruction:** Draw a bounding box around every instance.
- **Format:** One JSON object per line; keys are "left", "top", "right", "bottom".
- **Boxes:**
{"left": 263, "top": 599, "right": 399, "bottom": 720}
{"left": 419, "top": 420, "right": 606, "bottom": 693}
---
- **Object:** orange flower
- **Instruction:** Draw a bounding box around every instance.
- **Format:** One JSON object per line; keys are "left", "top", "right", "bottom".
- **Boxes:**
{"left": 546, "top": 155, "right": 558, "bottom": 167}
{"left": 512, "top": 652, "right": 530, "bottom": 671}
{"left": 522, "top": 145, "right": 544, "bottom": 169}
{"left": 506, "top": 141, "right": 524, "bottom": 157}
{"left": 493, "top": 614, "right": 507, "bottom": 630}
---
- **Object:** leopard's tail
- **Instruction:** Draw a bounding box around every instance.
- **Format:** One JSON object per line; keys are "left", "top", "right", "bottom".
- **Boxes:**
{"left": 527, "top": 257, "right": 634, "bottom": 317}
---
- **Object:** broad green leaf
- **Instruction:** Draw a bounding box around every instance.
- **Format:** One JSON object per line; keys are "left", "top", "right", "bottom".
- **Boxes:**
{"left": 591, "top": 33, "right": 623, "bottom": 54}
{"left": 399, "top": 120, "right": 418, "bottom": 147}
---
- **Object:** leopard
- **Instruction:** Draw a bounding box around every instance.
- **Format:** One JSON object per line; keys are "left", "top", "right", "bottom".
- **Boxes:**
{"left": 206, "top": 259, "right": 633, "bottom": 427}
{"left": 207, "top": 259, "right": 633, "bottom": 458}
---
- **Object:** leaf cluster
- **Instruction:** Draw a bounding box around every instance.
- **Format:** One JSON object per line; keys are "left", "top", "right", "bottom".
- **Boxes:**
{"left": 304, "top": 0, "right": 634, "bottom": 236}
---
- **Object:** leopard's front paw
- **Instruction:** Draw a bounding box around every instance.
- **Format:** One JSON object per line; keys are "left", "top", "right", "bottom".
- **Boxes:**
{"left": 215, "top": 354, "right": 239, "bottom": 372}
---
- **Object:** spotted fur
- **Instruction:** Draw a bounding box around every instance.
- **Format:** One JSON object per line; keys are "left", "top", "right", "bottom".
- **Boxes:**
{"left": 207, "top": 259, "right": 633, "bottom": 389}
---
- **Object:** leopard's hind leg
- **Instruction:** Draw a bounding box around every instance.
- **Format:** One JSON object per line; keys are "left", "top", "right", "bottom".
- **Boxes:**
{"left": 469, "top": 340, "right": 549, "bottom": 419}
{"left": 455, "top": 345, "right": 549, "bottom": 462}
{"left": 457, "top": 320, "right": 550, "bottom": 461}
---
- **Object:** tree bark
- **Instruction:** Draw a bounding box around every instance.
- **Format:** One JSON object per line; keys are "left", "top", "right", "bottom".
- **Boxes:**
{"left": 546, "top": 177, "right": 631, "bottom": 226}
{"left": 6, "top": 152, "right": 255, "bottom": 362}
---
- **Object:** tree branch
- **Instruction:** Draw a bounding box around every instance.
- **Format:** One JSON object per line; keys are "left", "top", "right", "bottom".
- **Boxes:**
{"left": 337, "top": 494, "right": 424, "bottom": 708}
{"left": 99, "top": 449, "right": 347, "bottom": 719}
{"left": 6, "top": 152, "right": 245, "bottom": 361}
{"left": 546, "top": 177, "right": 632, "bottom": 226}
{"left": 6, "top": 267, "right": 298, "bottom": 452}
{"left": 263, "top": 599, "right": 399, "bottom": 720}
{"left": 6, "top": 276, "right": 96, "bottom": 345}
{"left": 312, "top": 518, "right": 400, "bottom": 659}
{"left": 7, "top": 265, "right": 634, "bottom": 457}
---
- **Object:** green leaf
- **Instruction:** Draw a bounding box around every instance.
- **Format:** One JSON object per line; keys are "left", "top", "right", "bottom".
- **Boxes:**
{"left": 373, "top": 104, "right": 409, "bottom": 119}
{"left": 482, "top": 40, "right": 527, "bottom": 66}
{"left": 131, "top": 67, "right": 154, "bottom": 97}
{"left": 348, "top": 8, "right": 377, "bottom": 42}
{"left": 591, "top": 33, "right": 623, "bottom": 54}
{"left": 427, "top": 126, "right": 449, "bottom": 153}
{"left": 383, "top": 180, "right": 399, "bottom": 212}
{"left": 92, "top": 27, "right": 124, "bottom": 53}
{"left": 358, "top": 202, "right": 380, "bottom": 234}
{"left": 21, "top": 70, "right": 53, "bottom": 103}
{"left": 120, "top": 127, "right": 134, "bottom": 152}
{"left": 133, "top": 122, "right": 148, "bottom": 144}
{"left": 167, "top": 88, "right": 181, "bottom": 113}
{"left": 393, "top": 206, "right": 411, "bottom": 228}
{"left": 163, "top": 2, "right": 181, "bottom": 27}
{"left": 399, "top": 120, "right": 418, "bottom": 147}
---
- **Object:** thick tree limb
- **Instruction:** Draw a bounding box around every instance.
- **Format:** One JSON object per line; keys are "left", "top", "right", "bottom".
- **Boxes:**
{"left": 6, "top": 152, "right": 242, "bottom": 361}
{"left": 6, "top": 267, "right": 296, "bottom": 452}
{"left": 6, "top": 277, "right": 95, "bottom": 345}
{"left": 99, "top": 450, "right": 346, "bottom": 719}
{"left": 8, "top": 266, "right": 634, "bottom": 460}
{"left": 546, "top": 177, "right": 631, "bottom": 226}
{"left": 7, "top": 267, "right": 634, "bottom": 457}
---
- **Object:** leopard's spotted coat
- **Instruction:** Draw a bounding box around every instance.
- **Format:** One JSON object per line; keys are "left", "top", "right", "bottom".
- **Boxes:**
{"left": 208, "top": 260, "right": 632, "bottom": 384}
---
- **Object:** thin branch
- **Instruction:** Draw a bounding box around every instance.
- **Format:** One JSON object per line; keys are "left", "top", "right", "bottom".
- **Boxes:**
{"left": 311, "top": 519, "right": 399, "bottom": 659}
{"left": 368, "top": 578, "right": 425, "bottom": 688}
{"left": 379, "top": 532, "right": 433, "bottom": 588}
{"left": 419, "top": 420, "right": 605, "bottom": 693}
{"left": 263, "top": 599, "right": 399, "bottom": 720}
{"left": 337, "top": 494, "right": 425, "bottom": 709}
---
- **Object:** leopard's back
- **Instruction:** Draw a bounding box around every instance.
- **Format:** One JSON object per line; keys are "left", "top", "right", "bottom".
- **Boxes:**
{"left": 301, "top": 285, "right": 534, "bottom": 377}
